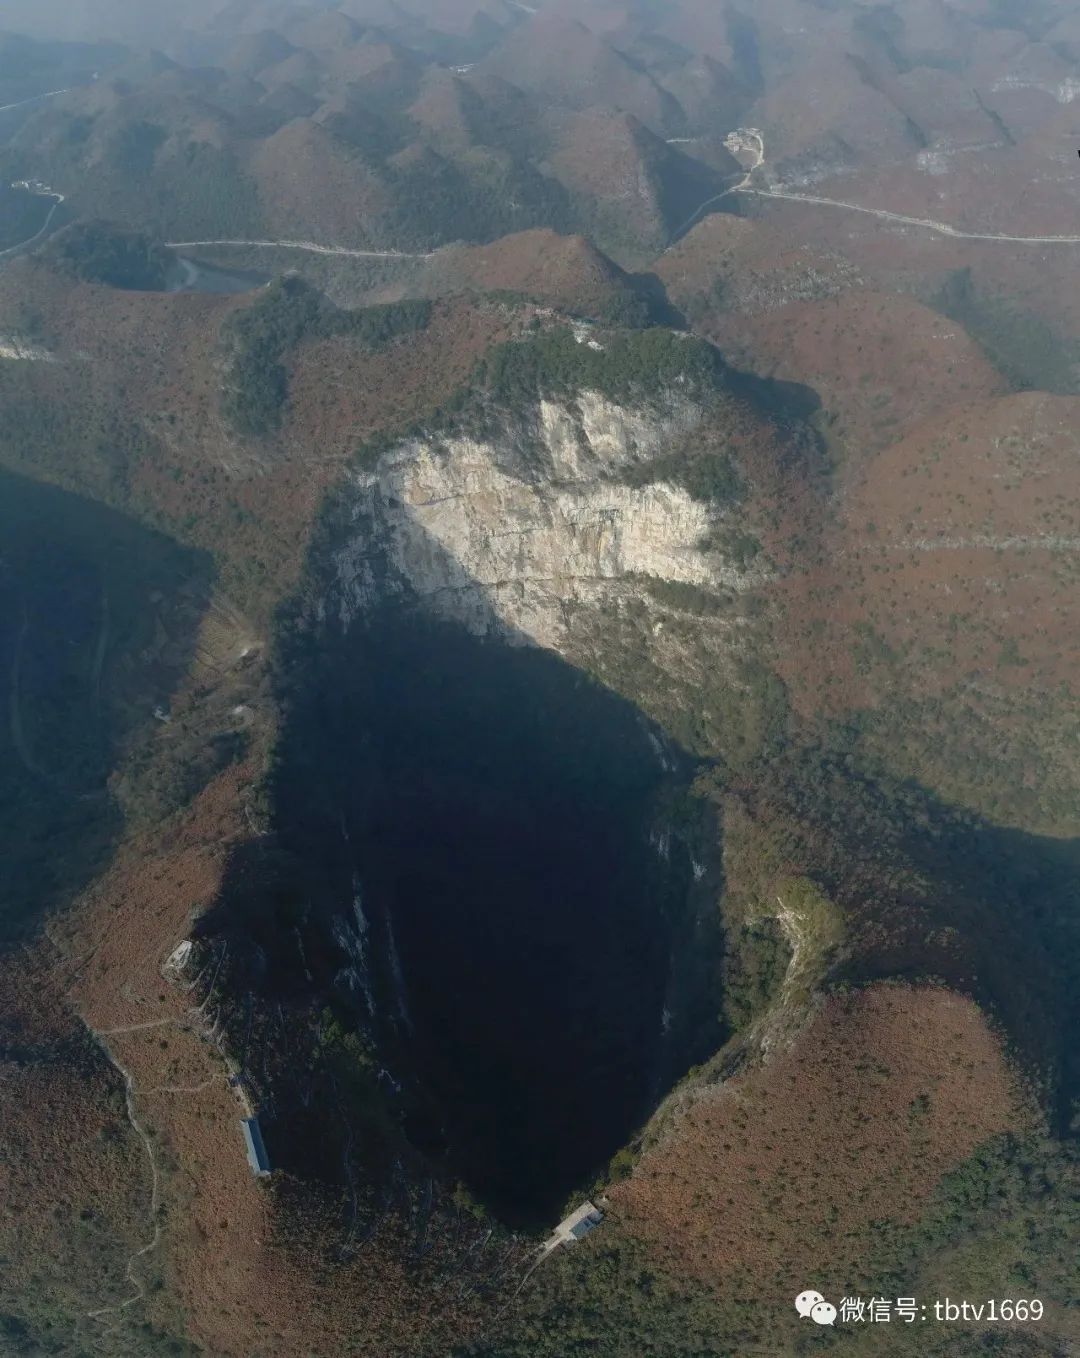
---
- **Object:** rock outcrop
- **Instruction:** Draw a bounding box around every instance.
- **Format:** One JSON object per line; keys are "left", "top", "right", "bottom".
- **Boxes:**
{"left": 0, "top": 334, "right": 56, "bottom": 361}
{"left": 334, "top": 389, "right": 761, "bottom": 656}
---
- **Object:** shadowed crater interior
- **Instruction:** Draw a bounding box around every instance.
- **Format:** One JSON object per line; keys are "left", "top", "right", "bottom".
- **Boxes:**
{"left": 270, "top": 605, "right": 710, "bottom": 1224}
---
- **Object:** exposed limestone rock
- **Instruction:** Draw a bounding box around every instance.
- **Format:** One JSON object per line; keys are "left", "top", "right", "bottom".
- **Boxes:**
{"left": 0, "top": 335, "right": 56, "bottom": 362}
{"left": 333, "top": 391, "right": 762, "bottom": 654}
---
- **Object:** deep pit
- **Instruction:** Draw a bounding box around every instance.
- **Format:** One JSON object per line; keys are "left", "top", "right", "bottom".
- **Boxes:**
{"left": 272, "top": 608, "right": 710, "bottom": 1224}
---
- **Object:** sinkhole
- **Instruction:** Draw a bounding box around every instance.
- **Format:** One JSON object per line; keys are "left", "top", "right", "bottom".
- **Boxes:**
{"left": 273, "top": 608, "right": 713, "bottom": 1224}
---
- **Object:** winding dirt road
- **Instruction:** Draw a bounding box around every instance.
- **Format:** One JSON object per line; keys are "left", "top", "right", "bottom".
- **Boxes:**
{"left": 84, "top": 1033, "right": 163, "bottom": 1331}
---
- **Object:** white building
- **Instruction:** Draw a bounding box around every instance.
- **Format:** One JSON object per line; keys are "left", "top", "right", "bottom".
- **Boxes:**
{"left": 542, "top": 1201, "right": 604, "bottom": 1254}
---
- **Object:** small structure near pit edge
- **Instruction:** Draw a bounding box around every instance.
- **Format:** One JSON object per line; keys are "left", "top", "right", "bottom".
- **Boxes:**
{"left": 542, "top": 1200, "right": 604, "bottom": 1254}
{"left": 241, "top": 1116, "right": 271, "bottom": 1177}
{"left": 161, "top": 939, "right": 193, "bottom": 982}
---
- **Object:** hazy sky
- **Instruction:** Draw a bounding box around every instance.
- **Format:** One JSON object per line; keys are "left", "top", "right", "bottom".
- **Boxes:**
{"left": 0, "top": 0, "right": 229, "bottom": 46}
{"left": 7, "top": 0, "right": 1079, "bottom": 61}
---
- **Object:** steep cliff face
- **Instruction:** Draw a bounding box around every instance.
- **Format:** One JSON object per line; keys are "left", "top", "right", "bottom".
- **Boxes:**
{"left": 246, "top": 382, "right": 772, "bottom": 1220}
{"left": 333, "top": 390, "right": 763, "bottom": 657}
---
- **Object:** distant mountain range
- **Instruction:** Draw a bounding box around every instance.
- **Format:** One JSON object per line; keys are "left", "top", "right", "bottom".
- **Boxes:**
{"left": 1, "top": 4, "right": 1079, "bottom": 1357}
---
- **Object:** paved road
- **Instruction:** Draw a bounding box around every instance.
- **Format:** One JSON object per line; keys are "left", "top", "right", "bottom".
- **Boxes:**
{"left": 166, "top": 237, "right": 432, "bottom": 260}
{"left": 674, "top": 127, "right": 1080, "bottom": 247}
{"left": 669, "top": 128, "right": 766, "bottom": 239}
{"left": 0, "top": 189, "right": 65, "bottom": 260}
{"left": 743, "top": 183, "right": 1080, "bottom": 245}
{"left": 0, "top": 87, "right": 69, "bottom": 114}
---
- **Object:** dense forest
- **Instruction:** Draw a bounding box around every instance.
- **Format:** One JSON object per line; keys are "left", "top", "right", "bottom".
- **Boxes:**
{"left": 41, "top": 219, "right": 172, "bottom": 289}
